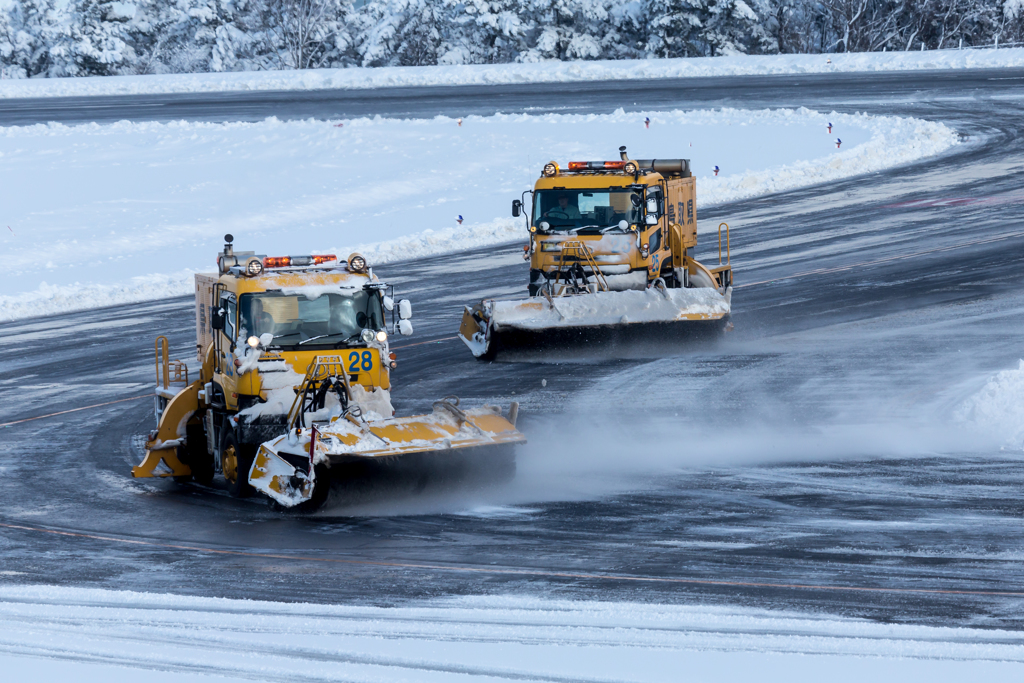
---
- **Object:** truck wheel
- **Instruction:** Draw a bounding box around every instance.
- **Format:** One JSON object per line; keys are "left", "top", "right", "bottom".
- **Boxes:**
{"left": 221, "top": 429, "right": 255, "bottom": 498}
{"left": 178, "top": 422, "right": 214, "bottom": 486}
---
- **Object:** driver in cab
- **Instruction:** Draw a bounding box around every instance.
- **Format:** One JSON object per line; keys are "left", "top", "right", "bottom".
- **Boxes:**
{"left": 544, "top": 193, "right": 581, "bottom": 221}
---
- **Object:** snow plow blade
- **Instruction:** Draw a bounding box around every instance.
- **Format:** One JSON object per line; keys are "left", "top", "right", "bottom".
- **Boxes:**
{"left": 249, "top": 398, "right": 525, "bottom": 508}
{"left": 459, "top": 286, "right": 732, "bottom": 359}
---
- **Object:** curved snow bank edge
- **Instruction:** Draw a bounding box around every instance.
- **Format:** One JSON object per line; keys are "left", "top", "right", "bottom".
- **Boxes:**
{"left": 955, "top": 360, "right": 1024, "bottom": 451}
{"left": 0, "top": 107, "right": 958, "bottom": 323}
{"left": 1, "top": 48, "right": 1022, "bottom": 100}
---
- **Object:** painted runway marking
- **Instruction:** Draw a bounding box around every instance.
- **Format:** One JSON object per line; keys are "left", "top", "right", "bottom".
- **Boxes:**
{"left": 392, "top": 336, "right": 459, "bottom": 350}
{"left": 738, "top": 229, "right": 1024, "bottom": 288}
{"left": 0, "top": 394, "right": 153, "bottom": 428}
{"left": 883, "top": 193, "right": 1024, "bottom": 209}
{"left": 2, "top": 521, "right": 1023, "bottom": 599}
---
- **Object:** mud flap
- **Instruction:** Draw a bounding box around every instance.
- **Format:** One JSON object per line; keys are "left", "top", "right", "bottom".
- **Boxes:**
{"left": 248, "top": 444, "right": 316, "bottom": 508}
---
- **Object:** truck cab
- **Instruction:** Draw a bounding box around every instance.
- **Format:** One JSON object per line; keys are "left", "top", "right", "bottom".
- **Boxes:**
{"left": 141, "top": 236, "right": 412, "bottom": 496}
{"left": 516, "top": 147, "right": 731, "bottom": 296}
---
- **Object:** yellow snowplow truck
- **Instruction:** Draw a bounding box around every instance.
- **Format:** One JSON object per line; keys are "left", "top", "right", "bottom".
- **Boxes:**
{"left": 459, "top": 146, "right": 733, "bottom": 359}
{"left": 135, "top": 235, "right": 525, "bottom": 510}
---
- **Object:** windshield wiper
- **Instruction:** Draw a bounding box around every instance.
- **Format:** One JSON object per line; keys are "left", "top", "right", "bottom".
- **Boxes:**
{"left": 568, "top": 224, "right": 601, "bottom": 234}
{"left": 298, "top": 332, "right": 346, "bottom": 345}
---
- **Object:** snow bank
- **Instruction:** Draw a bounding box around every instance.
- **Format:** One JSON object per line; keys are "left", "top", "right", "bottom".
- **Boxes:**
{"left": 0, "top": 108, "right": 957, "bottom": 322}
{"left": 1, "top": 48, "right": 1022, "bottom": 100}
{"left": 0, "top": 585, "right": 1021, "bottom": 682}
{"left": 955, "top": 360, "right": 1024, "bottom": 450}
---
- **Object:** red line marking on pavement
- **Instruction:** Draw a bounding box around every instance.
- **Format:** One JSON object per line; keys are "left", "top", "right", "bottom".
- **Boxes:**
{"left": 1, "top": 521, "right": 1022, "bottom": 598}
{"left": 0, "top": 394, "right": 153, "bottom": 428}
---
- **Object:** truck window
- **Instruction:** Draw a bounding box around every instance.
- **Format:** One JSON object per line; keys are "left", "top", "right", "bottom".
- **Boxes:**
{"left": 239, "top": 290, "right": 384, "bottom": 348}
{"left": 533, "top": 188, "right": 640, "bottom": 232}
{"left": 221, "top": 295, "right": 237, "bottom": 340}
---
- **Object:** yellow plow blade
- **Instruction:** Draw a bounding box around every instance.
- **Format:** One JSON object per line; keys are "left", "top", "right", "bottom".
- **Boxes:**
{"left": 248, "top": 444, "right": 316, "bottom": 508}
{"left": 460, "top": 286, "right": 732, "bottom": 359}
{"left": 249, "top": 400, "right": 524, "bottom": 508}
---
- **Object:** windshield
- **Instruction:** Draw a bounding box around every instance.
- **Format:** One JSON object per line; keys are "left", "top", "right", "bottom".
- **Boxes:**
{"left": 533, "top": 188, "right": 641, "bottom": 232}
{"left": 239, "top": 290, "right": 385, "bottom": 348}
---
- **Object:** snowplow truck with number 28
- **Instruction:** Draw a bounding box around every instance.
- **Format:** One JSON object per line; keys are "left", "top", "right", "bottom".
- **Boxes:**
{"left": 135, "top": 235, "right": 525, "bottom": 510}
{"left": 459, "top": 146, "right": 733, "bottom": 359}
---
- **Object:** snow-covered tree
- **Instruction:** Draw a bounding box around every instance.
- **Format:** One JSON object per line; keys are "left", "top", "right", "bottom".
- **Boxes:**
{"left": 3, "top": 0, "right": 1023, "bottom": 77}
{"left": 0, "top": 0, "right": 65, "bottom": 77}
{"left": 66, "top": 0, "right": 136, "bottom": 75}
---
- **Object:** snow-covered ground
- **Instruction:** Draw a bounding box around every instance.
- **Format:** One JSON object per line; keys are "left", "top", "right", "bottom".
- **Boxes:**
{"left": 0, "top": 48, "right": 1022, "bottom": 100}
{"left": 0, "top": 585, "right": 1021, "bottom": 682}
{"left": 0, "top": 107, "right": 956, "bottom": 321}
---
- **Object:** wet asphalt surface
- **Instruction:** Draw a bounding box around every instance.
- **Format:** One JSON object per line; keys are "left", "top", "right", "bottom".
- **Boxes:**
{"left": 2, "top": 70, "right": 1024, "bottom": 627}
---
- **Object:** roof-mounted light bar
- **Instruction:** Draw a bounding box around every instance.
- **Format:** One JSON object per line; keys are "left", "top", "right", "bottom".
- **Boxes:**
{"left": 567, "top": 161, "right": 627, "bottom": 171}
{"left": 261, "top": 254, "right": 338, "bottom": 269}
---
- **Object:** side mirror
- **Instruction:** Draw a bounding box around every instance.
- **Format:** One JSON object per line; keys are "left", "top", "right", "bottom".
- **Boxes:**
{"left": 210, "top": 307, "right": 225, "bottom": 331}
{"left": 630, "top": 194, "right": 641, "bottom": 208}
{"left": 398, "top": 299, "right": 412, "bottom": 320}
{"left": 512, "top": 199, "right": 521, "bottom": 218}
{"left": 645, "top": 215, "right": 658, "bottom": 226}
{"left": 399, "top": 320, "right": 414, "bottom": 336}
{"left": 646, "top": 198, "right": 658, "bottom": 213}
{"left": 382, "top": 295, "right": 395, "bottom": 312}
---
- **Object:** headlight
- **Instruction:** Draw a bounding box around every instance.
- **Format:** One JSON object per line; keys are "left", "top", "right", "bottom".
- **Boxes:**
{"left": 376, "top": 330, "right": 387, "bottom": 342}
{"left": 360, "top": 329, "right": 375, "bottom": 343}
{"left": 247, "top": 336, "right": 260, "bottom": 348}
{"left": 624, "top": 162, "right": 638, "bottom": 175}
{"left": 539, "top": 221, "right": 550, "bottom": 231}
{"left": 245, "top": 258, "right": 263, "bottom": 276}
{"left": 348, "top": 253, "right": 367, "bottom": 273}
{"left": 543, "top": 162, "right": 558, "bottom": 177}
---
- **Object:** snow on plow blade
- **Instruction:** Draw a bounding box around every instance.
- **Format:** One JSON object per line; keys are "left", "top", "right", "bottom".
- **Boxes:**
{"left": 460, "top": 286, "right": 732, "bottom": 359}
{"left": 249, "top": 399, "right": 525, "bottom": 508}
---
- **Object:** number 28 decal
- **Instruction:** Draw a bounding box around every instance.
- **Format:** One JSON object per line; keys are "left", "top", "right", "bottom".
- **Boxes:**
{"left": 347, "top": 350, "right": 374, "bottom": 373}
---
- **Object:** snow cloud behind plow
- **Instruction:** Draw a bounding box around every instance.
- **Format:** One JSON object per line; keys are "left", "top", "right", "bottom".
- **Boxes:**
{"left": 0, "top": 108, "right": 957, "bottom": 321}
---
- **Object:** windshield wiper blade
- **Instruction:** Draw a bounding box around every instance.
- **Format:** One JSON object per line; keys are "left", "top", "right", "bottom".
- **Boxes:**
{"left": 568, "top": 224, "right": 601, "bottom": 234}
{"left": 298, "top": 333, "right": 345, "bottom": 345}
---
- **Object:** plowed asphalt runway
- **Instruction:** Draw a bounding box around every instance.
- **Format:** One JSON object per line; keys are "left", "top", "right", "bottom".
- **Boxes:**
{"left": 2, "top": 69, "right": 1024, "bottom": 628}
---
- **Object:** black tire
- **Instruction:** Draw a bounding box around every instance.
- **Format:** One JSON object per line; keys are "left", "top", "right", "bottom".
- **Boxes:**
{"left": 176, "top": 421, "right": 214, "bottom": 486}
{"left": 222, "top": 428, "right": 256, "bottom": 498}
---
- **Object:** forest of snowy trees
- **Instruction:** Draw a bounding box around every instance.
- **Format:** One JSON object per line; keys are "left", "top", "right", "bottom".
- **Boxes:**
{"left": 1, "top": 0, "right": 1023, "bottom": 78}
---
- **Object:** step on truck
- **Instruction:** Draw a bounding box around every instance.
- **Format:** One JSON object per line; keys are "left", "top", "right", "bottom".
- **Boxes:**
{"left": 136, "top": 235, "right": 525, "bottom": 510}
{"left": 459, "top": 146, "right": 733, "bottom": 360}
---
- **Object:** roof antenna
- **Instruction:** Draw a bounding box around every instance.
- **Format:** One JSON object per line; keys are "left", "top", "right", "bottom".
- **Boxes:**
{"left": 619, "top": 146, "right": 628, "bottom": 161}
